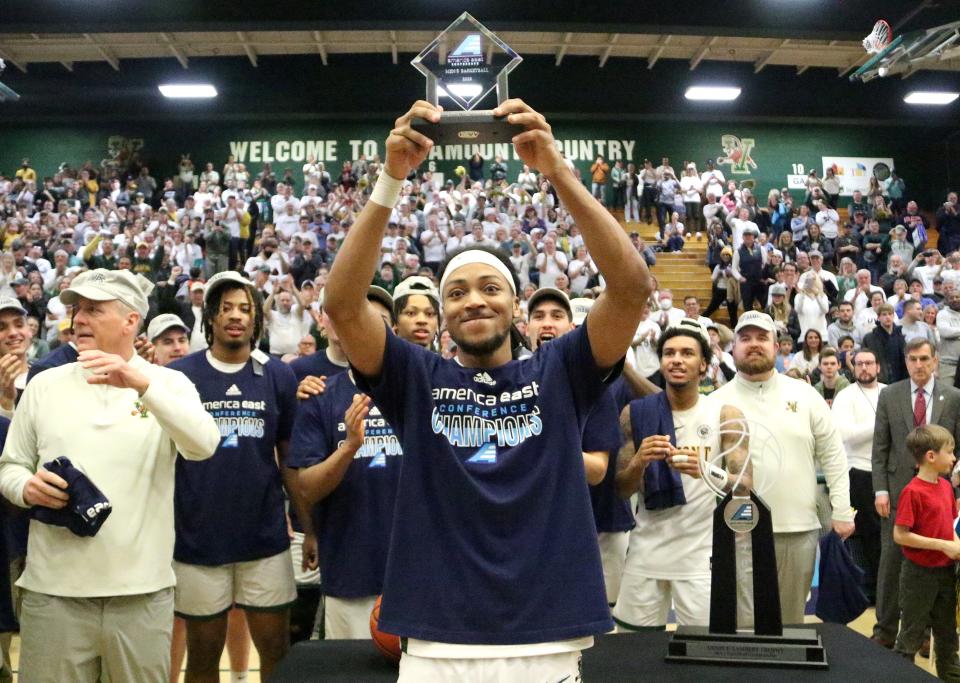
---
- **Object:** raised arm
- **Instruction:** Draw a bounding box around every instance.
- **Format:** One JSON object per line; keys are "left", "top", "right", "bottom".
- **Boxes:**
{"left": 495, "top": 100, "right": 653, "bottom": 368}
{"left": 324, "top": 102, "right": 439, "bottom": 378}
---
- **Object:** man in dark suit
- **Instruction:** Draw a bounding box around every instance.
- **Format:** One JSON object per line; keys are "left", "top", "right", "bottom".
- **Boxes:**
{"left": 871, "top": 338, "right": 960, "bottom": 647}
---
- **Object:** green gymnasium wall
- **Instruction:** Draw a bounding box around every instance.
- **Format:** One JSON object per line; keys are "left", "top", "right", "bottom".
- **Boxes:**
{"left": 0, "top": 118, "right": 950, "bottom": 208}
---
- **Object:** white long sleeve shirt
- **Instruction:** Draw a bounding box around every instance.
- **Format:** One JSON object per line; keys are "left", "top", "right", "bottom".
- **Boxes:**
{"left": 794, "top": 292, "right": 829, "bottom": 338}
{"left": 0, "top": 354, "right": 220, "bottom": 598}
{"left": 937, "top": 307, "right": 960, "bottom": 364}
{"left": 706, "top": 372, "right": 853, "bottom": 533}
{"left": 831, "top": 382, "right": 885, "bottom": 472}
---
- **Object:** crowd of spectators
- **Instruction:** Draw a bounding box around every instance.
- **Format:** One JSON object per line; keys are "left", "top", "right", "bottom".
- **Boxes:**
{"left": 1, "top": 152, "right": 958, "bottom": 392}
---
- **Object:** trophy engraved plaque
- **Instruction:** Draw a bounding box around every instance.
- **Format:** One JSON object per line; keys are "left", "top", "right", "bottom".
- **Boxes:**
{"left": 666, "top": 406, "right": 828, "bottom": 669}
{"left": 411, "top": 12, "right": 525, "bottom": 144}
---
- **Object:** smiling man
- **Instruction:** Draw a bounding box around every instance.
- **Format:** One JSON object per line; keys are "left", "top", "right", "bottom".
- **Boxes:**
{"left": 147, "top": 314, "right": 191, "bottom": 367}
{"left": 0, "top": 298, "right": 30, "bottom": 419}
{"left": 613, "top": 319, "right": 715, "bottom": 630}
{"left": 167, "top": 271, "right": 306, "bottom": 683}
{"left": 0, "top": 269, "right": 219, "bottom": 683}
{"left": 323, "top": 99, "right": 653, "bottom": 682}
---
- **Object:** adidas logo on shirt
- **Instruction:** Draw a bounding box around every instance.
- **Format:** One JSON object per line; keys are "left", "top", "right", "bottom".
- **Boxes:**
{"left": 225, "top": 384, "right": 242, "bottom": 396}
{"left": 472, "top": 371, "right": 496, "bottom": 386}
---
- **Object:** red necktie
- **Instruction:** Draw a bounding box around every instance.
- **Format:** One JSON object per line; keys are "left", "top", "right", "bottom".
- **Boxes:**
{"left": 914, "top": 389, "right": 926, "bottom": 427}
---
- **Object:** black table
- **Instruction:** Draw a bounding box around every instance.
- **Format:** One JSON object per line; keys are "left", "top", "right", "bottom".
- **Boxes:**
{"left": 271, "top": 623, "right": 935, "bottom": 681}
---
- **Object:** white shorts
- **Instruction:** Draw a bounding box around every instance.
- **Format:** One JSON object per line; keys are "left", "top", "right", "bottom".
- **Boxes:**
{"left": 398, "top": 651, "right": 582, "bottom": 683}
{"left": 289, "top": 531, "right": 320, "bottom": 586}
{"left": 597, "top": 531, "right": 630, "bottom": 605}
{"left": 174, "top": 549, "right": 297, "bottom": 619}
{"left": 324, "top": 595, "right": 376, "bottom": 640}
{"left": 612, "top": 574, "right": 711, "bottom": 629}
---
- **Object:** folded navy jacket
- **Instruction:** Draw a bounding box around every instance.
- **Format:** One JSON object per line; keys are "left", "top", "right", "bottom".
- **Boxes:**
{"left": 815, "top": 531, "right": 869, "bottom": 624}
{"left": 31, "top": 457, "right": 112, "bottom": 537}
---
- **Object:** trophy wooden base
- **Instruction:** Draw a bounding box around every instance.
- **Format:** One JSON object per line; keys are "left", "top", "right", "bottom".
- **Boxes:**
{"left": 412, "top": 111, "right": 525, "bottom": 145}
{"left": 666, "top": 625, "right": 828, "bottom": 669}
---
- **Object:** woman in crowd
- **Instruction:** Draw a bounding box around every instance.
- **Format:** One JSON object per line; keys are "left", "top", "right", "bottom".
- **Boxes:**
{"left": 791, "top": 328, "right": 824, "bottom": 376}
{"left": 794, "top": 273, "right": 830, "bottom": 337}
{"left": 661, "top": 211, "right": 685, "bottom": 252}
{"left": 624, "top": 162, "right": 640, "bottom": 224}
{"left": 799, "top": 223, "right": 834, "bottom": 265}
{"left": 0, "top": 252, "right": 19, "bottom": 298}
{"left": 856, "top": 290, "right": 888, "bottom": 338}
{"left": 836, "top": 257, "right": 858, "bottom": 301}
{"left": 765, "top": 283, "right": 797, "bottom": 340}
{"left": 680, "top": 164, "right": 703, "bottom": 233}
{"left": 777, "top": 230, "right": 798, "bottom": 263}
{"left": 705, "top": 220, "right": 731, "bottom": 270}
{"left": 639, "top": 158, "right": 658, "bottom": 223}
{"left": 791, "top": 203, "right": 814, "bottom": 243}
{"left": 703, "top": 246, "right": 738, "bottom": 325}
{"left": 822, "top": 168, "right": 842, "bottom": 208}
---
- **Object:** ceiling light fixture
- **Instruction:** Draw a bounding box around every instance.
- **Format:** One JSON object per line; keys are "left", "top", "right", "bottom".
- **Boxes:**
{"left": 903, "top": 91, "right": 958, "bottom": 105}
{"left": 685, "top": 86, "right": 741, "bottom": 101}
{"left": 158, "top": 83, "right": 218, "bottom": 99}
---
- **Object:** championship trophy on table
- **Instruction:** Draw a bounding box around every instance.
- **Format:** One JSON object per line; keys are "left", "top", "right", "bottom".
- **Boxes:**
{"left": 666, "top": 405, "right": 829, "bottom": 669}
{"left": 411, "top": 12, "right": 524, "bottom": 144}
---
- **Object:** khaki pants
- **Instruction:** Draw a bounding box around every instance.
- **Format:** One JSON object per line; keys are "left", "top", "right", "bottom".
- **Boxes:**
{"left": 737, "top": 529, "right": 819, "bottom": 627}
{"left": 19, "top": 588, "right": 173, "bottom": 683}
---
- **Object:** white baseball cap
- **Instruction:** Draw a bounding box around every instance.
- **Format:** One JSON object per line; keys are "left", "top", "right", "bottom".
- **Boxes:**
{"left": 734, "top": 311, "right": 777, "bottom": 335}
{"left": 147, "top": 313, "right": 189, "bottom": 342}
{"left": 393, "top": 276, "right": 440, "bottom": 306}
{"left": 0, "top": 297, "right": 26, "bottom": 316}
{"left": 203, "top": 271, "right": 254, "bottom": 306}
{"left": 62, "top": 269, "right": 154, "bottom": 318}
{"left": 569, "top": 297, "right": 594, "bottom": 326}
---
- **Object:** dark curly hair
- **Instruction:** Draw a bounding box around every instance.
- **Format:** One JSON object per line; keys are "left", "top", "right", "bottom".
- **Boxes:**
{"left": 203, "top": 281, "right": 264, "bottom": 350}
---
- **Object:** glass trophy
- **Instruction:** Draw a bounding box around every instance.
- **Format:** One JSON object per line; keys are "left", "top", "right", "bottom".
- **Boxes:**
{"left": 411, "top": 12, "right": 524, "bottom": 144}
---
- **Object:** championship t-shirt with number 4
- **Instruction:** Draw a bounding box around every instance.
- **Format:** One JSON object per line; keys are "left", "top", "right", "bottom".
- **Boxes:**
{"left": 171, "top": 350, "right": 298, "bottom": 566}
{"left": 354, "top": 321, "right": 617, "bottom": 647}
{"left": 288, "top": 372, "right": 402, "bottom": 598}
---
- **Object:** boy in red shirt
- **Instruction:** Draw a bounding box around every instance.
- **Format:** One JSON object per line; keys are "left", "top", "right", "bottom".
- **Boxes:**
{"left": 893, "top": 424, "right": 960, "bottom": 679}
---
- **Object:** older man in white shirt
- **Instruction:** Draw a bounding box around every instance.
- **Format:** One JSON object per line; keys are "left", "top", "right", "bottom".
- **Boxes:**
{"left": 0, "top": 269, "right": 219, "bottom": 682}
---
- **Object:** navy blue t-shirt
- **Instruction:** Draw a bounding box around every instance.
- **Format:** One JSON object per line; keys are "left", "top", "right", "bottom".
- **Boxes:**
{"left": 584, "top": 377, "right": 636, "bottom": 534}
{"left": 289, "top": 348, "right": 349, "bottom": 384}
{"left": 354, "top": 320, "right": 617, "bottom": 645}
{"left": 289, "top": 349, "right": 349, "bottom": 533}
{"left": 170, "top": 351, "right": 298, "bottom": 565}
{"left": 288, "top": 372, "right": 402, "bottom": 598}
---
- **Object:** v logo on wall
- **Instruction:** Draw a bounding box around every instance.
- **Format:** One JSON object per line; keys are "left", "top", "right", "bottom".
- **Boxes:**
{"left": 716, "top": 134, "right": 757, "bottom": 175}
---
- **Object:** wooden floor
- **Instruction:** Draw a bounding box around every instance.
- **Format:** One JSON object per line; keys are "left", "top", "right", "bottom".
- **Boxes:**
{"left": 3, "top": 605, "right": 940, "bottom": 681}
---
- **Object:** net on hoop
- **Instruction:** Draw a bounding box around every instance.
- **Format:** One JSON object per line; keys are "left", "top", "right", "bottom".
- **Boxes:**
{"left": 863, "top": 19, "right": 892, "bottom": 54}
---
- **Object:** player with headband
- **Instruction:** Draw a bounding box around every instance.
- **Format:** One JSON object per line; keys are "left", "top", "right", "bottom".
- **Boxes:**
{"left": 323, "top": 99, "right": 654, "bottom": 682}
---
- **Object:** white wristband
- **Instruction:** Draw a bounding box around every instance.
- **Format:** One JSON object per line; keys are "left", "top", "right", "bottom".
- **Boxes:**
{"left": 369, "top": 173, "right": 404, "bottom": 208}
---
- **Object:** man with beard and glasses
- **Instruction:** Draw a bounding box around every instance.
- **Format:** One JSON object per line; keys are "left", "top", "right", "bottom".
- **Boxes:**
{"left": 939, "top": 291, "right": 960, "bottom": 385}
{"left": 612, "top": 319, "right": 715, "bottom": 630}
{"left": 168, "top": 271, "right": 307, "bottom": 683}
{"left": 831, "top": 349, "right": 885, "bottom": 605}
{"left": 706, "top": 311, "right": 854, "bottom": 625}
{"left": 323, "top": 99, "right": 653, "bottom": 682}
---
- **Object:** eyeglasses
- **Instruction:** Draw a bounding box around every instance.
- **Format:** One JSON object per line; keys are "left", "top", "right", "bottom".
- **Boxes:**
{"left": 853, "top": 361, "right": 876, "bottom": 367}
